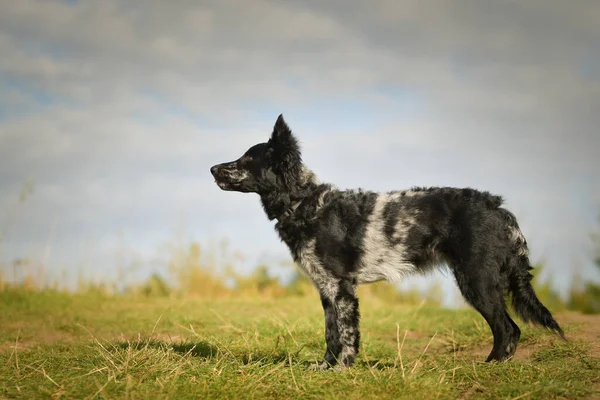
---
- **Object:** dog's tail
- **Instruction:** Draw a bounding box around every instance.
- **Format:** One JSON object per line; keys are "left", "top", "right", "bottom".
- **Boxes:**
{"left": 501, "top": 209, "right": 566, "bottom": 340}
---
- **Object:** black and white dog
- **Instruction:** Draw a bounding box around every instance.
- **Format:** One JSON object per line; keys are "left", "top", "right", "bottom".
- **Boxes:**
{"left": 210, "top": 115, "right": 565, "bottom": 370}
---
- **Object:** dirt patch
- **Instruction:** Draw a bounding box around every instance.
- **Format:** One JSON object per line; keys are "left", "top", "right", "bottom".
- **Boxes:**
{"left": 0, "top": 329, "right": 190, "bottom": 355}
{"left": 0, "top": 331, "right": 73, "bottom": 353}
{"left": 559, "top": 312, "right": 600, "bottom": 355}
{"left": 464, "top": 312, "right": 600, "bottom": 362}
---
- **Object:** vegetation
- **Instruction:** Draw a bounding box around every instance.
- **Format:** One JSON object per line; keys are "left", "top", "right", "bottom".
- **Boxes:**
{"left": 1, "top": 239, "right": 600, "bottom": 399}
{"left": 1, "top": 286, "right": 599, "bottom": 399}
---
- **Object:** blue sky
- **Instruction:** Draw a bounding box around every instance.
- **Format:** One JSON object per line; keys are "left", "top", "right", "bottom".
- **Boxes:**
{"left": 1, "top": 0, "right": 599, "bottom": 301}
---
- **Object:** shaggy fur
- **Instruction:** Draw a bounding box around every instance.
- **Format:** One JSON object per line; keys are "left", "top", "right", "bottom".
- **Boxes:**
{"left": 210, "top": 114, "right": 566, "bottom": 370}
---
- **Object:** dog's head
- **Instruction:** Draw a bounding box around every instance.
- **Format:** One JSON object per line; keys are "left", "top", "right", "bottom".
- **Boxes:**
{"left": 210, "top": 114, "right": 303, "bottom": 195}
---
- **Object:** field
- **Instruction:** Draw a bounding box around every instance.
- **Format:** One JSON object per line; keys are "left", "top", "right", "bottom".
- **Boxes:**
{"left": 1, "top": 288, "right": 599, "bottom": 399}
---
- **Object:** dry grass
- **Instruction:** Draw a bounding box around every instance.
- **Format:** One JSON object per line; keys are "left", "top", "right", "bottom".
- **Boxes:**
{"left": 1, "top": 289, "right": 599, "bottom": 399}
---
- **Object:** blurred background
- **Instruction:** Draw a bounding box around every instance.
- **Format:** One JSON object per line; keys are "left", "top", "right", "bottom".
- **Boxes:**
{"left": 1, "top": 0, "right": 599, "bottom": 310}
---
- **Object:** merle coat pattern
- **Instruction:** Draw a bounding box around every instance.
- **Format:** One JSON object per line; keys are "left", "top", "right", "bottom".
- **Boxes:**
{"left": 210, "top": 115, "right": 566, "bottom": 370}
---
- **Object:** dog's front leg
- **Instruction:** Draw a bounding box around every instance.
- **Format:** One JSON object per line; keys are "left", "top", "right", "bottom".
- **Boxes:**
{"left": 310, "top": 292, "right": 342, "bottom": 370}
{"left": 310, "top": 279, "right": 360, "bottom": 371}
{"left": 334, "top": 279, "right": 360, "bottom": 369}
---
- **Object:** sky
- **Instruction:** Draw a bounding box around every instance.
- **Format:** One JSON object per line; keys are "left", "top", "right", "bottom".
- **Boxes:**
{"left": 0, "top": 0, "right": 599, "bottom": 300}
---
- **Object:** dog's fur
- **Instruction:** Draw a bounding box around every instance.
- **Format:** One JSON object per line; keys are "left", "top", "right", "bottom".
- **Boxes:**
{"left": 210, "top": 115, "right": 566, "bottom": 370}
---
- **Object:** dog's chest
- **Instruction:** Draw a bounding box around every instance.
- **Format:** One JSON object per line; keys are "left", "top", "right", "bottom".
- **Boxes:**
{"left": 293, "top": 238, "right": 339, "bottom": 298}
{"left": 293, "top": 239, "right": 323, "bottom": 278}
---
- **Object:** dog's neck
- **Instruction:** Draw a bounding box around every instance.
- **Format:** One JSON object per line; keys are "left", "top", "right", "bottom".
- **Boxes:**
{"left": 259, "top": 166, "right": 321, "bottom": 221}
{"left": 259, "top": 185, "right": 317, "bottom": 221}
{"left": 276, "top": 198, "right": 304, "bottom": 220}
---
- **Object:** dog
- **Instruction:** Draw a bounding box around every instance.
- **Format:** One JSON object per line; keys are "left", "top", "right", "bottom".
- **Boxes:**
{"left": 210, "top": 114, "right": 566, "bottom": 370}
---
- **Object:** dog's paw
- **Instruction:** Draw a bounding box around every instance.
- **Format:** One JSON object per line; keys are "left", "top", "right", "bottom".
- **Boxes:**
{"left": 308, "top": 361, "right": 331, "bottom": 371}
{"left": 332, "top": 364, "right": 350, "bottom": 373}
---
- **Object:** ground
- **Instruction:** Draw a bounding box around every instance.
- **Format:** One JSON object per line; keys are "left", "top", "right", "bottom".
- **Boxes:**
{"left": 1, "top": 289, "right": 599, "bottom": 399}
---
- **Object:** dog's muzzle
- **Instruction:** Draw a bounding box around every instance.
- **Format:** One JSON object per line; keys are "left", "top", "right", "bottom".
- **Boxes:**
{"left": 210, "top": 162, "right": 240, "bottom": 190}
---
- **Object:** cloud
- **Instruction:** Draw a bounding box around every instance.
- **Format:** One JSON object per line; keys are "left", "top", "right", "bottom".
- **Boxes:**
{"left": 0, "top": 0, "right": 599, "bottom": 296}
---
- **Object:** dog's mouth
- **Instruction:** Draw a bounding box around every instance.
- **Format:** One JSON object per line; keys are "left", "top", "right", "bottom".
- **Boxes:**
{"left": 213, "top": 175, "right": 237, "bottom": 191}
{"left": 214, "top": 177, "right": 229, "bottom": 189}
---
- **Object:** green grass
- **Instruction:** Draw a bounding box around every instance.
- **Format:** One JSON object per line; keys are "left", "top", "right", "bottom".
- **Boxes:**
{"left": 1, "top": 289, "right": 599, "bottom": 399}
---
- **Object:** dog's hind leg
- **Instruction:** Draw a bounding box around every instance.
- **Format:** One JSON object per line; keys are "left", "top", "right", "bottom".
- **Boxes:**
{"left": 452, "top": 266, "right": 514, "bottom": 362}
{"left": 504, "top": 311, "right": 521, "bottom": 359}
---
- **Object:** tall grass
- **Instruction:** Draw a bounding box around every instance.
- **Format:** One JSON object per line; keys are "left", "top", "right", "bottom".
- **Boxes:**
{"left": 0, "top": 239, "right": 446, "bottom": 306}
{"left": 2, "top": 236, "right": 600, "bottom": 314}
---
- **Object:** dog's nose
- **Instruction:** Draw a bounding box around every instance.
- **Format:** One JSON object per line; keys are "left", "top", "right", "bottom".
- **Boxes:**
{"left": 210, "top": 165, "right": 218, "bottom": 176}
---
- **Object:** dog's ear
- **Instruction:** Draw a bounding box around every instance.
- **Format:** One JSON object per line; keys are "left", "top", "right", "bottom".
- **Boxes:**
{"left": 269, "top": 114, "right": 302, "bottom": 191}
{"left": 270, "top": 114, "right": 298, "bottom": 149}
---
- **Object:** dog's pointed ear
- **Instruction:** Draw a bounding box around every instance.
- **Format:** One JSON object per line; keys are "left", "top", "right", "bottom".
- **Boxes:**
{"left": 269, "top": 114, "right": 302, "bottom": 191}
{"left": 271, "top": 114, "right": 292, "bottom": 143}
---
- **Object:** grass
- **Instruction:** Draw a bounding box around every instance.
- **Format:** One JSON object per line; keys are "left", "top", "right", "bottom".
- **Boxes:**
{"left": 1, "top": 289, "right": 599, "bottom": 399}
